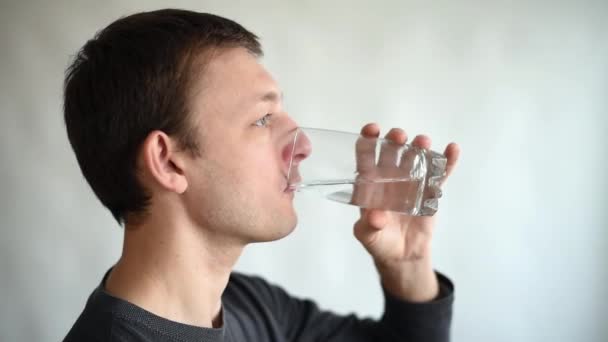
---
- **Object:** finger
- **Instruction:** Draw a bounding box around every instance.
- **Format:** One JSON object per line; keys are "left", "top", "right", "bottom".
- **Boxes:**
{"left": 378, "top": 128, "right": 407, "bottom": 168}
{"left": 443, "top": 142, "right": 460, "bottom": 177}
{"left": 384, "top": 128, "right": 407, "bottom": 144}
{"left": 360, "top": 123, "right": 380, "bottom": 138}
{"left": 398, "top": 134, "right": 431, "bottom": 169}
{"left": 433, "top": 142, "right": 460, "bottom": 188}
{"left": 357, "top": 207, "right": 387, "bottom": 226}
{"left": 356, "top": 123, "right": 380, "bottom": 173}
{"left": 367, "top": 209, "right": 388, "bottom": 230}
{"left": 410, "top": 134, "right": 432, "bottom": 150}
{"left": 353, "top": 209, "right": 388, "bottom": 246}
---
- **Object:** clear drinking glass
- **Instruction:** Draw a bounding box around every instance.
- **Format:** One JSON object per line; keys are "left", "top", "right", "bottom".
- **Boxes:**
{"left": 285, "top": 127, "right": 447, "bottom": 216}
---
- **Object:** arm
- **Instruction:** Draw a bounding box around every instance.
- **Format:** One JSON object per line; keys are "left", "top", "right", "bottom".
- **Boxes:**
{"left": 234, "top": 270, "right": 453, "bottom": 342}
{"left": 349, "top": 123, "right": 460, "bottom": 340}
{"left": 276, "top": 124, "right": 459, "bottom": 341}
{"left": 239, "top": 124, "right": 460, "bottom": 341}
{"left": 380, "top": 271, "right": 454, "bottom": 341}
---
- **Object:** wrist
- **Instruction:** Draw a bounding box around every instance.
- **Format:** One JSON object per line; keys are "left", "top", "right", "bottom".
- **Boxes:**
{"left": 376, "top": 257, "right": 439, "bottom": 302}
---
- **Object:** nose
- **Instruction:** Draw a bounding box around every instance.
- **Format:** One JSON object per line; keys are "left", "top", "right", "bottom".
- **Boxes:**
{"left": 282, "top": 128, "right": 312, "bottom": 170}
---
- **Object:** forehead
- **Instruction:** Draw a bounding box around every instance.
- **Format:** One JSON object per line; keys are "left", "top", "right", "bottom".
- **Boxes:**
{"left": 195, "top": 47, "right": 279, "bottom": 106}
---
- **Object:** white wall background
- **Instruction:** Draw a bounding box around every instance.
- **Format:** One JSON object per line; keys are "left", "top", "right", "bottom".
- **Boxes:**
{"left": 1, "top": 0, "right": 607, "bottom": 341}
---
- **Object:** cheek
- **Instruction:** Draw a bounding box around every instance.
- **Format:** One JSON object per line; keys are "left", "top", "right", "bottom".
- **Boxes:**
{"left": 247, "top": 153, "right": 281, "bottom": 179}
{"left": 239, "top": 147, "right": 284, "bottom": 187}
{"left": 199, "top": 135, "right": 285, "bottom": 190}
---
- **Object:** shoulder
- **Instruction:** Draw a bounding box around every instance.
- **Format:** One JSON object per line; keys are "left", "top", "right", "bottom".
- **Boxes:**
{"left": 63, "top": 286, "right": 171, "bottom": 342}
{"left": 226, "top": 272, "right": 283, "bottom": 298}
{"left": 65, "top": 312, "right": 164, "bottom": 342}
{"left": 227, "top": 271, "right": 275, "bottom": 289}
{"left": 224, "top": 272, "right": 294, "bottom": 311}
{"left": 64, "top": 308, "right": 112, "bottom": 341}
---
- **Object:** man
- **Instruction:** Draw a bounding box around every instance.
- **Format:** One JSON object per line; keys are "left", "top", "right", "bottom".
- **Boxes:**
{"left": 63, "top": 9, "right": 460, "bottom": 342}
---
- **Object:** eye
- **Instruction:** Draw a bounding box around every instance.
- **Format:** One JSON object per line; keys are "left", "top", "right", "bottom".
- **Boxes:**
{"left": 253, "top": 113, "right": 273, "bottom": 127}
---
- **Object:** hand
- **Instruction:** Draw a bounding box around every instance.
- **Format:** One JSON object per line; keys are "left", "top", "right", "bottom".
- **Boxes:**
{"left": 352, "top": 123, "right": 460, "bottom": 302}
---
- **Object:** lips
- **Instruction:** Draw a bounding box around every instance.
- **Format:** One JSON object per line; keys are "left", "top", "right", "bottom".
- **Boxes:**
{"left": 283, "top": 168, "right": 302, "bottom": 192}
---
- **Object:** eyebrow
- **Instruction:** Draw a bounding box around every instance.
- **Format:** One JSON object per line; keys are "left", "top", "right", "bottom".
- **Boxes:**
{"left": 260, "top": 91, "right": 283, "bottom": 103}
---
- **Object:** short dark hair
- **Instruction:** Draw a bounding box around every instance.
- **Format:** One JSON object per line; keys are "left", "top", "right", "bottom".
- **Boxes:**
{"left": 63, "top": 9, "right": 262, "bottom": 224}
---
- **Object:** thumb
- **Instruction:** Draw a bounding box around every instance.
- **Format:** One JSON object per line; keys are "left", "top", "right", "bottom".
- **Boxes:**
{"left": 354, "top": 209, "right": 388, "bottom": 246}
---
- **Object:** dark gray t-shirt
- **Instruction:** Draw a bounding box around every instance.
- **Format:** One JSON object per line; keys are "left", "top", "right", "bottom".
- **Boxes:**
{"left": 64, "top": 269, "right": 453, "bottom": 341}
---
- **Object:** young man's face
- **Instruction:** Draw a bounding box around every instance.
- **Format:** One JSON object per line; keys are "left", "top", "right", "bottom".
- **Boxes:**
{"left": 180, "top": 47, "right": 308, "bottom": 243}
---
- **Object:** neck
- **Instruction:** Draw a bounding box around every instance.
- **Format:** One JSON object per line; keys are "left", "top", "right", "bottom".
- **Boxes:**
{"left": 105, "top": 211, "right": 244, "bottom": 328}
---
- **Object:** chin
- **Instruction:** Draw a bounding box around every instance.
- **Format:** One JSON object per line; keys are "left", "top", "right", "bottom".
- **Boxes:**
{"left": 278, "top": 217, "right": 298, "bottom": 239}
{"left": 254, "top": 211, "right": 298, "bottom": 243}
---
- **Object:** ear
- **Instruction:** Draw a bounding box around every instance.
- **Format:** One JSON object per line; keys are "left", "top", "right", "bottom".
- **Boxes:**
{"left": 140, "top": 130, "right": 188, "bottom": 194}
